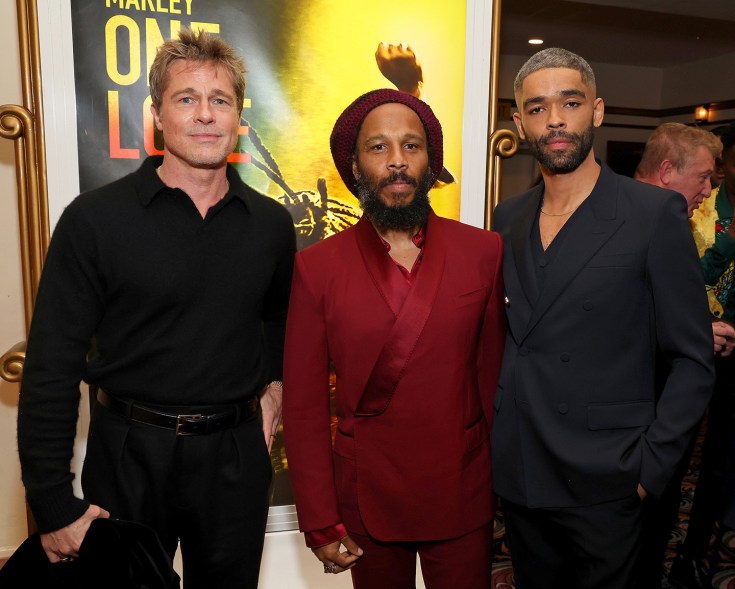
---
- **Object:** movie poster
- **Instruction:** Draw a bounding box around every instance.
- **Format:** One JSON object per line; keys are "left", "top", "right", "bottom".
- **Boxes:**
{"left": 70, "top": 0, "right": 468, "bottom": 509}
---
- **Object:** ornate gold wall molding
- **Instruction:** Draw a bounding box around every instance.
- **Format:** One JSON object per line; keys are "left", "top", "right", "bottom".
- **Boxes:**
{"left": 1, "top": 0, "right": 49, "bottom": 384}
{"left": 1, "top": 105, "right": 42, "bottom": 328}
{"left": 16, "top": 0, "right": 48, "bottom": 237}
{"left": 485, "top": 0, "right": 519, "bottom": 230}
{"left": 0, "top": 342, "right": 26, "bottom": 384}
{"left": 486, "top": 128, "right": 520, "bottom": 228}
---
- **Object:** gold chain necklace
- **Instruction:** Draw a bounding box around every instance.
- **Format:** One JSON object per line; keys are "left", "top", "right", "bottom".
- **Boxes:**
{"left": 540, "top": 200, "right": 578, "bottom": 217}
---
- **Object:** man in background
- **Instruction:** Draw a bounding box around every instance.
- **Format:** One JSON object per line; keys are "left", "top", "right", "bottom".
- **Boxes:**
{"left": 18, "top": 29, "right": 295, "bottom": 588}
{"left": 668, "top": 122, "right": 735, "bottom": 589}
{"left": 635, "top": 122, "right": 721, "bottom": 218}
{"left": 492, "top": 48, "right": 714, "bottom": 589}
{"left": 635, "top": 121, "right": 727, "bottom": 588}
{"left": 284, "top": 88, "right": 505, "bottom": 588}
{"left": 636, "top": 123, "right": 732, "bottom": 354}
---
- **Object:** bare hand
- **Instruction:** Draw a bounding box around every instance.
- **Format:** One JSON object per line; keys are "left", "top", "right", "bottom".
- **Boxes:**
{"left": 375, "top": 42, "right": 423, "bottom": 97}
{"left": 40, "top": 504, "right": 110, "bottom": 563}
{"left": 313, "top": 535, "right": 363, "bottom": 574}
{"left": 260, "top": 382, "right": 283, "bottom": 453}
{"left": 712, "top": 320, "right": 735, "bottom": 356}
{"left": 637, "top": 484, "right": 648, "bottom": 501}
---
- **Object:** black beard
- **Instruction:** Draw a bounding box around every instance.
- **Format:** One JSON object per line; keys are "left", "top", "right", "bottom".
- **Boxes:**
{"left": 526, "top": 123, "right": 595, "bottom": 174}
{"left": 355, "top": 168, "right": 433, "bottom": 230}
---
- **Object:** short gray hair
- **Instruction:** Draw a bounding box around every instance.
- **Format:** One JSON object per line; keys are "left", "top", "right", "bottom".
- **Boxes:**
{"left": 514, "top": 48, "right": 596, "bottom": 98}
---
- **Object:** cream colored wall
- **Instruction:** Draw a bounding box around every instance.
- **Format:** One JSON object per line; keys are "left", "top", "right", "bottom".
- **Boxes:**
{"left": 0, "top": 1, "right": 31, "bottom": 558}
{"left": 499, "top": 54, "right": 666, "bottom": 110}
{"left": 662, "top": 51, "right": 735, "bottom": 108}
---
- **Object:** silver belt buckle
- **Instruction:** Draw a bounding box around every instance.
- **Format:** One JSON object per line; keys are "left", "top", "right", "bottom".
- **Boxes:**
{"left": 175, "top": 414, "right": 203, "bottom": 436}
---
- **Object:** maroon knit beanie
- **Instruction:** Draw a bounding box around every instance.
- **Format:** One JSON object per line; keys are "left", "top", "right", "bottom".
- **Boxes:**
{"left": 330, "top": 88, "right": 444, "bottom": 197}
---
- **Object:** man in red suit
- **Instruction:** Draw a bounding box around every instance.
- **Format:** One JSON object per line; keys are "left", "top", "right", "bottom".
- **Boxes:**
{"left": 283, "top": 89, "right": 506, "bottom": 588}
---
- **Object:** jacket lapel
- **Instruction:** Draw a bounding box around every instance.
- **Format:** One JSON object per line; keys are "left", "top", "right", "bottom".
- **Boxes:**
{"left": 522, "top": 164, "right": 625, "bottom": 339}
{"left": 510, "top": 186, "right": 543, "bottom": 306}
{"left": 355, "top": 210, "right": 446, "bottom": 417}
{"left": 353, "top": 216, "right": 405, "bottom": 317}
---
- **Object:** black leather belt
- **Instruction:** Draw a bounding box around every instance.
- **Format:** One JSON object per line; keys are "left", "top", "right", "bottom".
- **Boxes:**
{"left": 96, "top": 388, "right": 259, "bottom": 436}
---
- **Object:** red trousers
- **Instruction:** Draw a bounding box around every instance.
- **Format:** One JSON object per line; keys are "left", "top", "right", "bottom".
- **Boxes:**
{"left": 348, "top": 522, "right": 493, "bottom": 589}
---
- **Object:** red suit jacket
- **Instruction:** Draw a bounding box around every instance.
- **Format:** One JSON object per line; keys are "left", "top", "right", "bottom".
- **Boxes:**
{"left": 283, "top": 210, "right": 505, "bottom": 543}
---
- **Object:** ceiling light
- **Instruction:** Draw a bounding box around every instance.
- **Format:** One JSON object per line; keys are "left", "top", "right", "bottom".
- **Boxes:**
{"left": 528, "top": 38, "right": 544, "bottom": 45}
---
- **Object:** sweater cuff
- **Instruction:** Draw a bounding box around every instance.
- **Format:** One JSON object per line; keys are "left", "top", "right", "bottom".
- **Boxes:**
{"left": 304, "top": 523, "right": 348, "bottom": 548}
{"left": 26, "top": 484, "right": 90, "bottom": 534}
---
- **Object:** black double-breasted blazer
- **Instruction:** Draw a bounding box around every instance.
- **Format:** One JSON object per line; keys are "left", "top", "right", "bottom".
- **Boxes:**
{"left": 492, "top": 162, "right": 714, "bottom": 508}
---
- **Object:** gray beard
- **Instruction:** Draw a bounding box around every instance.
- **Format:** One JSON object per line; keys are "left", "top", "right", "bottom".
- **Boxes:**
{"left": 355, "top": 168, "right": 433, "bottom": 231}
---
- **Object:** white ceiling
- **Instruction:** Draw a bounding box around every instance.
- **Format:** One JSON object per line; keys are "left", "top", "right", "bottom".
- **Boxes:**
{"left": 501, "top": 0, "right": 735, "bottom": 68}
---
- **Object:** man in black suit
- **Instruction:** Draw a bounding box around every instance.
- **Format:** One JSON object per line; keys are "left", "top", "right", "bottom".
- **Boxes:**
{"left": 491, "top": 47, "right": 715, "bottom": 589}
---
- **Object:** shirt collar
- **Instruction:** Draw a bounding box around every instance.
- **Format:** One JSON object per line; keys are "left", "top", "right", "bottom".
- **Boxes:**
{"left": 376, "top": 223, "right": 427, "bottom": 252}
{"left": 136, "top": 155, "right": 251, "bottom": 212}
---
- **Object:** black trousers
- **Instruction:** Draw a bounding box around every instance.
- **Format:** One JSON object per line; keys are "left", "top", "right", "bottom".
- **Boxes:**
{"left": 637, "top": 432, "right": 697, "bottom": 587}
{"left": 681, "top": 354, "right": 735, "bottom": 557}
{"left": 82, "top": 400, "right": 272, "bottom": 589}
{"left": 502, "top": 494, "right": 643, "bottom": 589}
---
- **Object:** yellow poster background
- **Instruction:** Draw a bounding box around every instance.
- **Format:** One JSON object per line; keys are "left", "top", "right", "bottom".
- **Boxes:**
{"left": 237, "top": 0, "right": 467, "bottom": 223}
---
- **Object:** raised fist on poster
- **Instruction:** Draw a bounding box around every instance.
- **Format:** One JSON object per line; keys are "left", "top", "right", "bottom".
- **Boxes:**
{"left": 376, "top": 42, "right": 455, "bottom": 186}
{"left": 375, "top": 42, "right": 423, "bottom": 98}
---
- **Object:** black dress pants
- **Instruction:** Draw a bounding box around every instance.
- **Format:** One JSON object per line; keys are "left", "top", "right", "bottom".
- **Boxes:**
{"left": 637, "top": 432, "right": 697, "bottom": 587}
{"left": 82, "top": 400, "right": 272, "bottom": 589}
{"left": 681, "top": 354, "right": 735, "bottom": 557}
{"left": 502, "top": 494, "right": 643, "bottom": 589}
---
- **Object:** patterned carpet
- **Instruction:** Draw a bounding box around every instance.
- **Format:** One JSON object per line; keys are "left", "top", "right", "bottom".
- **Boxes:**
{"left": 490, "top": 420, "right": 735, "bottom": 588}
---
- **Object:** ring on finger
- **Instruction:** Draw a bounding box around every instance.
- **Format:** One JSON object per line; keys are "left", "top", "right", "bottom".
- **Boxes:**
{"left": 323, "top": 563, "right": 338, "bottom": 574}
{"left": 59, "top": 556, "right": 72, "bottom": 563}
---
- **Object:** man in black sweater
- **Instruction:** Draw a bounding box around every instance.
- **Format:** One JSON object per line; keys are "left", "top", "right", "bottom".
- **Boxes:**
{"left": 17, "top": 29, "right": 295, "bottom": 588}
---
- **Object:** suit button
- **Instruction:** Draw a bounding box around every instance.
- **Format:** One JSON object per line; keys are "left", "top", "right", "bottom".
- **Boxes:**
{"left": 558, "top": 403, "right": 569, "bottom": 414}
{"left": 539, "top": 258, "right": 548, "bottom": 268}
{"left": 519, "top": 347, "right": 530, "bottom": 356}
{"left": 583, "top": 300, "right": 593, "bottom": 311}
{"left": 560, "top": 353, "right": 571, "bottom": 362}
